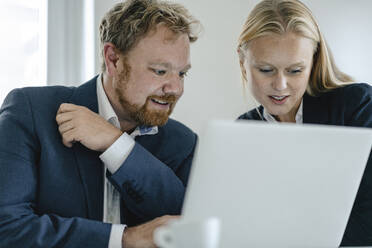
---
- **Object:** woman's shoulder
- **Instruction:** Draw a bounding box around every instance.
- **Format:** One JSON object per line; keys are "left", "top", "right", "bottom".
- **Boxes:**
{"left": 308, "top": 83, "right": 372, "bottom": 107}
{"left": 330, "top": 82, "right": 372, "bottom": 127}
{"left": 340, "top": 82, "right": 371, "bottom": 96}
{"left": 237, "top": 106, "right": 264, "bottom": 120}
{"left": 327, "top": 82, "right": 371, "bottom": 99}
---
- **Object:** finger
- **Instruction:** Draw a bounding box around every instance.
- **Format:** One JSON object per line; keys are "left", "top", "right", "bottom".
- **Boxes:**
{"left": 162, "top": 215, "right": 179, "bottom": 224}
{"left": 154, "top": 215, "right": 179, "bottom": 226}
{"left": 61, "top": 129, "right": 78, "bottom": 148}
{"left": 56, "top": 112, "right": 74, "bottom": 125}
{"left": 57, "top": 103, "right": 79, "bottom": 114}
{"left": 58, "top": 121, "right": 75, "bottom": 134}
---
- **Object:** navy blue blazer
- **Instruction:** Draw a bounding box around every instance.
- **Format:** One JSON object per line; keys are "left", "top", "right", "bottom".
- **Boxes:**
{"left": 238, "top": 83, "right": 372, "bottom": 246}
{"left": 0, "top": 76, "right": 197, "bottom": 247}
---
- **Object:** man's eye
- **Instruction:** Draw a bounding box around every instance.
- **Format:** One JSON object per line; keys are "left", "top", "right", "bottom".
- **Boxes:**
{"left": 152, "top": 69, "right": 166, "bottom": 75}
{"left": 179, "top": 71, "right": 188, "bottom": 78}
{"left": 259, "top": 68, "right": 273, "bottom": 73}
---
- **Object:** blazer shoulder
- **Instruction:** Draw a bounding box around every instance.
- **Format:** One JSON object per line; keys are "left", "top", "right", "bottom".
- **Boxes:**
{"left": 2, "top": 86, "right": 74, "bottom": 113}
{"left": 3, "top": 76, "right": 97, "bottom": 109}
{"left": 237, "top": 106, "right": 264, "bottom": 121}
{"left": 328, "top": 83, "right": 372, "bottom": 127}
{"left": 1, "top": 86, "right": 78, "bottom": 137}
{"left": 22, "top": 85, "right": 75, "bottom": 103}
{"left": 341, "top": 82, "right": 372, "bottom": 99}
{"left": 335, "top": 83, "right": 372, "bottom": 113}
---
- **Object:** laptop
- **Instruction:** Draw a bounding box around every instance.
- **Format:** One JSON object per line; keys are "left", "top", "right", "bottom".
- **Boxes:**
{"left": 181, "top": 120, "right": 372, "bottom": 248}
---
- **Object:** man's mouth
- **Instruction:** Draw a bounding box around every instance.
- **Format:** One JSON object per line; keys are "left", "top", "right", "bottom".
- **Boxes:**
{"left": 151, "top": 98, "right": 169, "bottom": 105}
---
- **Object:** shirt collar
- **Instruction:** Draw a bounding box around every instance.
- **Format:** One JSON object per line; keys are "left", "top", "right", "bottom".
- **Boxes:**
{"left": 97, "top": 74, "right": 117, "bottom": 124}
{"left": 96, "top": 74, "right": 158, "bottom": 137}
{"left": 263, "top": 99, "right": 303, "bottom": 124}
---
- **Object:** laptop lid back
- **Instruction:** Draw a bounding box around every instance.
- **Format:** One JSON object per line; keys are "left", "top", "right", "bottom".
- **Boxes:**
{"left": 182, "top": 121, "right": 372, "bottom": 248}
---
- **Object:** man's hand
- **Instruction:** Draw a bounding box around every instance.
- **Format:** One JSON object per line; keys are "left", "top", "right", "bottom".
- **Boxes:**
{"left": 56, "top": 103, "right": 123, "bottom": 151}
{"left": 123, "top": 215, "right": 179, "bottom": 248}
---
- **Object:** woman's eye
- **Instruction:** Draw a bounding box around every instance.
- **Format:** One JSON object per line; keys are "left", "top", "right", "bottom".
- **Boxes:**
{"left": 152, "top": 69, "right": 166, "bottom": 75}
{"left": 259, "top": 68, "right": 273, "bottom": 73}
{"left": 288, "top": 69, "right": 302, "bottom": 74}
{"left": 179, "top": 71, "right": 188, "bottom": 78}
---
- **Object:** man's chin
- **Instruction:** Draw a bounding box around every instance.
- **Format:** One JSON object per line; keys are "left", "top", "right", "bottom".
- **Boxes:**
{"left": 151, "top": 117, "right": 169, "bottom": 126}
{"left": 137, "top": 111, "right": 171, "bottom": 127}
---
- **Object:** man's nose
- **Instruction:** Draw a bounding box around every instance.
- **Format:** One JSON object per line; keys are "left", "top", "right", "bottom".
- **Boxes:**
{"left": 163, "top": 73, "right": 184, "bottom": 96}
{"left": 272, "top": 73, "right": 287, "bottom": 91}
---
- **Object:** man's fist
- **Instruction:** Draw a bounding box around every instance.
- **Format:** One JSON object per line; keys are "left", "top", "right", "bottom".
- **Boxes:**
{"left": 56, "top": 103, "right": 122, "bottom": 151}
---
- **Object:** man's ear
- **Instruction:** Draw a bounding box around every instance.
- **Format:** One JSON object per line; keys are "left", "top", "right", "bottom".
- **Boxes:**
{"left": 104, "top": 43, "right": 120, "bottom": 76}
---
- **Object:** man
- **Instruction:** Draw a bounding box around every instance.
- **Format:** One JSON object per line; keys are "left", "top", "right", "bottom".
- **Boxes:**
{"left": 0, "top": 0, "right": 200, "bottom": 247}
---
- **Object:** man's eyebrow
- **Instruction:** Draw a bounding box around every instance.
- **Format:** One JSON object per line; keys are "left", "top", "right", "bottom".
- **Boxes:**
{"left": 149, "top": 62, "right": 192, "bottom": 71}
{"left": 183, "top": 64, "right": 191, "bottom": 71}
{"left": 149, "top": 62, "right": 172, "bottom": 69}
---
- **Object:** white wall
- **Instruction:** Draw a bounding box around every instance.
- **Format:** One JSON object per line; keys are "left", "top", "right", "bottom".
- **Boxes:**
{"left": 55, "top": 0, "right": 372, "bottom": 134}
{"left": 303, "top": 0, "right": 372, "bottom": 84}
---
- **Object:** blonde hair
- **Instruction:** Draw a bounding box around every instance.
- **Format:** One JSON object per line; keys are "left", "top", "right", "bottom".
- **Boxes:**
{"left": 237, "top": 0, "right": 353, "bottom": 96}
{"left": 99, "top": 0, "right": 200, "bottom": 72}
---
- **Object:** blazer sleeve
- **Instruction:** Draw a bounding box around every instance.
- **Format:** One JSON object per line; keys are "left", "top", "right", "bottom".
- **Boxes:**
{"left": 341, "top": 83, "right": 372, "bottom": 245}
{"left": 0, "top": 89, "right": 111, "bottom": 248}
{"left": 106, "top": 131, "right": 197, "bottom": 222}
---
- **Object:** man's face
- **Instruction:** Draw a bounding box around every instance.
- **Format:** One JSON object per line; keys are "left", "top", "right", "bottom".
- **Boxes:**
{"left": 113, "top": 24, "right": 191, "bottom": 127}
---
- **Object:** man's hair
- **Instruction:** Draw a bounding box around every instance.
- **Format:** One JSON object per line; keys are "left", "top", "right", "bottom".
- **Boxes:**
{"left": 99, "top": 0, "right": 200, "bottom": 72}
{"left": 237, "top": 0, "right": 353, "bottom": 96}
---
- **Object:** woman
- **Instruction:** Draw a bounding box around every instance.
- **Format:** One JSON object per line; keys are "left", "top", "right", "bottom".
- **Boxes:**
{"left": 236, "top": 0, "right": 372, "bottom": 245}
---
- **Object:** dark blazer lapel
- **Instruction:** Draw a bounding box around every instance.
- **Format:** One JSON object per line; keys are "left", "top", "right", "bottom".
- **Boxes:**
{"left": 69, "top": 76, "right": 104, "bottom": 221}
{"left": 303, "top": 92, "right": 330, "bottom": 124}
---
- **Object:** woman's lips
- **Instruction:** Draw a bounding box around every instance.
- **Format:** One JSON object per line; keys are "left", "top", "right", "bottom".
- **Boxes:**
{"left": 269, "top": 95, "right": 289, "bottom": 105}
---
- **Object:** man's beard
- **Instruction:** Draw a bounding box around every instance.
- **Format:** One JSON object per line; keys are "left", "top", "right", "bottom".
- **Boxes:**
{"left": 115, "top": 64, "right": 178, "bottom": 127}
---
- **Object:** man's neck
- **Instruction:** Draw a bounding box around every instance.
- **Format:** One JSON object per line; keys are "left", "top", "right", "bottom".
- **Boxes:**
{"left": 119, "top": 120, "right": 137, "bottom": 134}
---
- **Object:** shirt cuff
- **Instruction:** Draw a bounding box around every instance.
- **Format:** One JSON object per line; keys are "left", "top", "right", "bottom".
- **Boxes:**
{"left": 100, "top": 132, "right": 135, "bottom": 174}
{"left": 108, "top": 224, "right": 126, "bottom": 248}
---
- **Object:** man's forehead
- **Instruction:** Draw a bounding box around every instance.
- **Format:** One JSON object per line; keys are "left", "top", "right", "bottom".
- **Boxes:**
{"left": 146, "top": 23, "right": 187, "bottom": 42}
{"left": 123, "top": 22, "right": 191, "bottom": 70}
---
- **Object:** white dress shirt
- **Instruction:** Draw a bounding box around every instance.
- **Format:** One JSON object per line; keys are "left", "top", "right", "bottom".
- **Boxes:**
{"left": 96, "top": 74, "right": 158, "bottom": 248}
{"left": 263, "top": 100, "right": 303, "bottom": 124}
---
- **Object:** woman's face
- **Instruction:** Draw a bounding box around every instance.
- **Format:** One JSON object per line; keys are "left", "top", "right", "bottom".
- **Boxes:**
{"left": 241, "top": 32, "right": 315, "bottom": 122}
